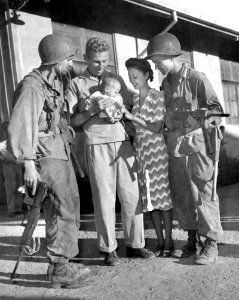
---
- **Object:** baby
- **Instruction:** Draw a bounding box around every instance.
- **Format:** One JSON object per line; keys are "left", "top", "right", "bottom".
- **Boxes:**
{"left": 87, "top": 77, "right": 124, "bottom": 123}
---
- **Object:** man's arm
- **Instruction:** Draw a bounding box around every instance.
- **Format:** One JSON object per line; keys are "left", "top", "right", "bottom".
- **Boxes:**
{"left": 197, "top": 73, "right": 224, "bottom": 125}
{"left": 9, "top": 85, "right": 43, "bottom": 161}
{"left": 8, "top": 84, "right": 42, "bottom": 194}
{"left": 70, "top": 108, "right": 96, "bottom": 128}
{"left": 70, "top": 97, "right": 117, "bottom": 127}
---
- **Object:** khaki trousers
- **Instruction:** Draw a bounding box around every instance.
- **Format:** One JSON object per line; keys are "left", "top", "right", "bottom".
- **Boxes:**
{"left": 86, "top": 141, "right": 145, "bottom": 253}
{"left": 39, "top": 158, "right": 80, "bottom": 262}
{"left": 169, "top": 150, "right": 223, "bottom": 241}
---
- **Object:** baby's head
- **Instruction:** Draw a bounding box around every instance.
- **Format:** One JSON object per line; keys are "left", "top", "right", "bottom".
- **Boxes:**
{"left": 101, "top": 77, "right": 121, "bottom": 98}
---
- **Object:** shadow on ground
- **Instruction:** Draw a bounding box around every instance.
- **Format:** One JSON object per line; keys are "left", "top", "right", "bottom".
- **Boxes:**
{"left": 145, "top": 238, "right": 239, "bottom": 259}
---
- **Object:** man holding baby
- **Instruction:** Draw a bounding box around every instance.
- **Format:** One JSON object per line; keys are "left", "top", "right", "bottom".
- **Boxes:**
{"left": 67, "top": 37, "right": 154, "bottom": 266}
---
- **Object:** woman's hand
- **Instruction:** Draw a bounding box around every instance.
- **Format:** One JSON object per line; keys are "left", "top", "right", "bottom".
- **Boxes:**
{"left": 123, "top": 108, "right": 134, "bottom": 121}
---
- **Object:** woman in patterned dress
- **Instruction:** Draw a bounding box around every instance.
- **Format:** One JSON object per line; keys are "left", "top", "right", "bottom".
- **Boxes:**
{"left": 124, "top": 58, "right": 174, "bottom": 257}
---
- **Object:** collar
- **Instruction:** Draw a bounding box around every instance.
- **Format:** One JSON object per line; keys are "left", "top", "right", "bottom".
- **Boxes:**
{"left": 83, "top": 68, "right": 111, "bottom": 82}
{"left": 33, "top": 68, "right": 61, "bottom": 95}
{"left": 181, "top": 63, "right": 188, "bottom": 79}
{"left": 166, "top": 63, "right": 188, "bottom": 84}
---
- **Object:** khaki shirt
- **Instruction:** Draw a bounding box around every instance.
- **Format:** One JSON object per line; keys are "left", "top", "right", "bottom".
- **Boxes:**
{"left": 7, "top": 69, "right": 69, "bottom": 163}
{"left": 67, "top": 69, "right": 131, "bottom": 145}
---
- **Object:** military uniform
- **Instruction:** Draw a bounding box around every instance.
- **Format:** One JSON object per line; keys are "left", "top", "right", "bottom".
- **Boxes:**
{"left": 8, "top": 69, "right": 80, "bottom": 263}
{"left": 162, "top": 63, "right": 223, "bottom": 241}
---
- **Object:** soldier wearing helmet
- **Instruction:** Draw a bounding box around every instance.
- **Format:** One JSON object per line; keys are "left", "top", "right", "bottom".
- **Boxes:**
{"left": 147, "top": 32, "right": 224, "bottom": 265}
{"left": 7, "top": 34, "right": 92, "bottom": 288}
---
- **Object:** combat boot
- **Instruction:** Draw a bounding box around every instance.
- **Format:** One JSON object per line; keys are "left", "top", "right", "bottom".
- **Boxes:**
{"left": 51, "top": 262, "right": 90, "bottom": 289}
{"left": 47, "top": 261, "right": 85, "bottom": 281}
{"left": 173, "top": 230, "right": 197, "bottom": 258}
{"left": 194, "top": 239, "right": 218, "bottom": 265}
{"left": 181, "top": 230, "right": 198, "bottom": 258}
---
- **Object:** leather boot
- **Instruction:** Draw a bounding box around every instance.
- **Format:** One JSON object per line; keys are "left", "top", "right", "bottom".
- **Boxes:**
{"left": 173, "top": 230, "right": 198, "bottom": 258}
{"left": 51, "top": 262, "right": 90, "bottom": 289}
{"left": 194, "top": 239, "right": 218, "bottom": 265}
{"left": 181, "top": 230, "right": 198, "bottom": 258}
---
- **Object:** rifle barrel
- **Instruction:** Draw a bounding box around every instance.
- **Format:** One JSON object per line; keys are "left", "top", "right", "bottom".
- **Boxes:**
{"left": 11, "top": 249, "right": 24, "bottom": 280}
{"left": 208, "top": 113, "right": 230, "bottom": 117}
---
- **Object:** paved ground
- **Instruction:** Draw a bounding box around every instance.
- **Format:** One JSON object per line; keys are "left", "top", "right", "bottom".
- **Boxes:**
{"left": 0, "top": 183, "right": 239, "bottom": 300}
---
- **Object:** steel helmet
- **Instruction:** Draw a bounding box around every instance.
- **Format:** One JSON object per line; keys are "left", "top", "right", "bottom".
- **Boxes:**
{"left": 38, "top": 34, "right": 75, "bottom": 65}
{"left": 146, "top": 33, "right": 182, "bottom": 59}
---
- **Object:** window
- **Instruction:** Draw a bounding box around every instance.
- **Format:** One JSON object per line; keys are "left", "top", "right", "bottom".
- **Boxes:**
{"left": 220, "top": 59, "right": 239, "bottom": 124}
{"left": 52, "top": 22, "right": 117, "bottom": 77}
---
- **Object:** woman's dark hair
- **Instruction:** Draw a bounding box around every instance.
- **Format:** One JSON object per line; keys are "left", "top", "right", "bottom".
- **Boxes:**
{"left": 125, "top": 58, "right": 154, "bottom": 82}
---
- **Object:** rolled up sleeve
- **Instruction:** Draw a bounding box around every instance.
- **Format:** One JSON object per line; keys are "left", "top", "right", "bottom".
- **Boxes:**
{"left": 8, "top": 85, "right": 44, "bottom": 161}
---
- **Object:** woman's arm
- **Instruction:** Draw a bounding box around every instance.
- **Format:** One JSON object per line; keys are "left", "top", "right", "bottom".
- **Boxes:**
{"left": 124, "top": 108, "right": 163, "bottom": 134}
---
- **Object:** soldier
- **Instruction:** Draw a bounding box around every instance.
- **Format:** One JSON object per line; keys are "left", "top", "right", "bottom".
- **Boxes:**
{"left": 146, "top": 33, "right": 224, "bottom": 265}
{"left": 7, "top": 34, "right": 91, "bottom": 288}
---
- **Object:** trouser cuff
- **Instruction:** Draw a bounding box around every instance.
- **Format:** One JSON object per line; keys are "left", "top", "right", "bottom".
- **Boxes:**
{"left": 99, "top": 241, "right": 118, "bottom": 253}
{"left": 47, "top": 251, "right": 68, "bottom": 264}
{"left": 125, "top": 241, "right": 145, "bottom": 249}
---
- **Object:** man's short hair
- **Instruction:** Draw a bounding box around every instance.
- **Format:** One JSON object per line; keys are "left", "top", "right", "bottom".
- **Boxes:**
{"left": 85, "top": 37, "right": 109, "bottom": 58}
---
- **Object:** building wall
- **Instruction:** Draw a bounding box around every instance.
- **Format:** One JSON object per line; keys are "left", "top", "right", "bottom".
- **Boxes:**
{"left": 192, "top": 51, "right": 225, "bottom": 109}
{"left": 11, "top": 12, "right": 52, "bottom": 82}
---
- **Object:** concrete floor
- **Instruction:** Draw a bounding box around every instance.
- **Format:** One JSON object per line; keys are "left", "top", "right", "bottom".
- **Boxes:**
{"left": 0, "top": 183, "right": 239, "bottom": 299}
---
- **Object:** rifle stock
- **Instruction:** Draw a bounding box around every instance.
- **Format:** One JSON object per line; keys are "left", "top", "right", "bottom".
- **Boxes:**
{"left": 11, "top": 182, "right": 48, "bottom": 280}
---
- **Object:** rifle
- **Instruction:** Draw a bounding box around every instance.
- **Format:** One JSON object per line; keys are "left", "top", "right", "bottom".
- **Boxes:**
{"left": 173, "top": 110, "right": 229, "bottom": 154}
{"left": 11, "top": 181, "right": 48, "bottom": 280}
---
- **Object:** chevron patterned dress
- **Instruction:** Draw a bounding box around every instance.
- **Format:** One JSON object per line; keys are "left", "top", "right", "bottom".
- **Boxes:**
{"left": 132, "top": 88, "right": 172, "bottom": 212}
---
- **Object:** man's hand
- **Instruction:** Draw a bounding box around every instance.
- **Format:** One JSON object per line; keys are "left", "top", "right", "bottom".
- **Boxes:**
{"left": 164, "top": 109, "right": 174, "bottom": 130}
{"left": 184, "top": 115, "right": 201, "bottom": 132}
{"left": 24, "top": 160, "right": 41, "bottom": 195}
{"left": 95, "top": 97, "right": 113, "bottom": 111}
{"left": 86, "top": 97, "right": 113, "bottom": 116}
